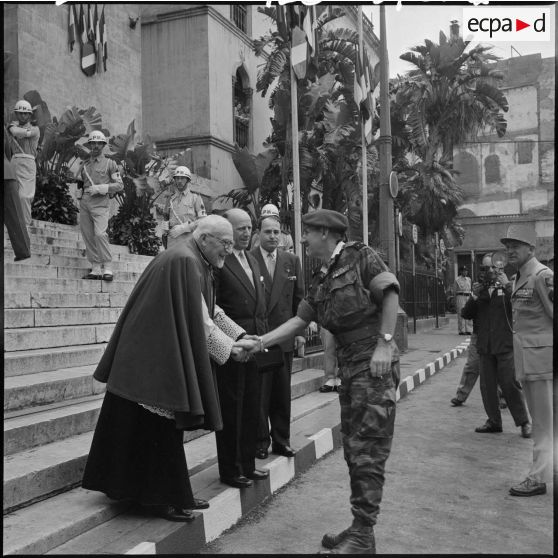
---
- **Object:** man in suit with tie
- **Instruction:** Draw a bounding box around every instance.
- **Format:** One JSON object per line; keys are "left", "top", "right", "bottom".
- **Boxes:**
{"left": 215, "top": 208, "right": 270, "bottom": 488}
{"left": 252, "top": 211, "right": 305, "bottom": 459}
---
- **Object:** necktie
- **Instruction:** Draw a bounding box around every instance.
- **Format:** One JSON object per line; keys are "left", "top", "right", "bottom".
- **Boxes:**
{"left": 238, "top": 251, "right": 254, "bottom": 287}
{"left": 266, "top": 251, "right": 276, "bottom": 279}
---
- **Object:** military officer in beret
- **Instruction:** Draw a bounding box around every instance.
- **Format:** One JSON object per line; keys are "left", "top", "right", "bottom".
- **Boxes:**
{"left": 501, "top": 223, "right": 553, "bottom": 497}
{"left": 243, "top": 209, "right": 400, "bottom": 554}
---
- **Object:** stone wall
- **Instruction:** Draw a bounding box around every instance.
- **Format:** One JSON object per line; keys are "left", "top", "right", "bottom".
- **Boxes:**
{"left": 4, "top": 4, "right": 142, "bottom": 137}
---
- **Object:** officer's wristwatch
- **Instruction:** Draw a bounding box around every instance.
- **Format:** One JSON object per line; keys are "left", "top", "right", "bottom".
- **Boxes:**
{"left": 379, "top": 333, "right": 393, "bottom": 343}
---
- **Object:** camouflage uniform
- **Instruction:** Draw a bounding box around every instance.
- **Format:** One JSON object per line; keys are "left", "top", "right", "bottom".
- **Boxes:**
{"left": 297, "top": 241, "right": 400, "bottom": 528}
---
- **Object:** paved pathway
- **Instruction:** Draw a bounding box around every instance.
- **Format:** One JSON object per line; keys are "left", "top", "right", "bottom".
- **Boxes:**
{"left": 201, "top": 324, "right": 553, "bottom": 555}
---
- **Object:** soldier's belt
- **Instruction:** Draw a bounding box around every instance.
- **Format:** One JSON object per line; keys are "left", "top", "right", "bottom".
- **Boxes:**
{"left": 334, "top": 324, "right": 376, "bottom": 346}
{"left": 456, "top": 292, "right": 471, "bottom": 295}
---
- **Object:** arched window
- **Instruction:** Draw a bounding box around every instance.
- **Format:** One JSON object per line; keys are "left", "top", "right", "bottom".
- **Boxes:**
{"left": 454, "top": 151, "right": 480, "bottom": 197}
{"left": 233, "top": 66, "right": 251, "bottom": 148}
{"left": 484, "top": 154, "right": 501, "bottom": 184}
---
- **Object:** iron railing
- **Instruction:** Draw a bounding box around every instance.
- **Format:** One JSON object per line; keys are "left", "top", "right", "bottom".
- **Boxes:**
{"left": 231, "top": 5, "right": 247, "bottom": 33}
{"left": 398, "top": 269, "right": 446, "bottom": 321}
{"left": 234, "top": 119, "right": 248, "bottom": 148}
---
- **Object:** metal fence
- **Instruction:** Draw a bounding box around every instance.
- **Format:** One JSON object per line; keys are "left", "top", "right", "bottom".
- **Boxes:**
{"left": 397, "top": 269, "right": 446, "bottom": 321}
{"left": 231, "top": 5, "right": 247, "bottom": 33}
{"left": 234, "top": 119, "right": 248, "bottom": 148}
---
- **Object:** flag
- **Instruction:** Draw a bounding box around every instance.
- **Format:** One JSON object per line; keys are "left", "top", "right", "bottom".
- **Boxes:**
{"left": 355, "top": 43, "right": 376, "bottom": 144}
{"left": 275, "top": 4, "right": 288, "bottom": 41}
{"left": 68, "top": 5, "right": 76, "bottom": 52}
{"left": 79, "top": 3, "right": 96, "bottom": 76}
{"left": 94, "top": 4, "right": 102, "bottom": 72}
{"left": 101, "top": 6, "right": 107, "bottom": 71}
{"left": 79, "top": 4, "right": 87, "bottom": 46}
{"left": 291, "top": 25, "right": 308, "bottom": 80}
{"left": 289, "top": 5, "right": 316, "bottom": 81}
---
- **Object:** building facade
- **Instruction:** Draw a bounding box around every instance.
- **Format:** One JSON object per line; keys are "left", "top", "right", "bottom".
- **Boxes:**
{"left": 453, "top": 53, "right": 554, "bottom": 276}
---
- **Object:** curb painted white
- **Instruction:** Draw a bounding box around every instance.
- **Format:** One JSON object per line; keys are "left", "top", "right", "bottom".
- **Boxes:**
{"left": 126, "top": 341, "right": 468, "bottom": 553}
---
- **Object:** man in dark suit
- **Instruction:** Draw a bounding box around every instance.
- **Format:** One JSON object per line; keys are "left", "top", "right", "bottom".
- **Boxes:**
{"left": 252, "top": 214, "right": 305, "bottom": 459}
{"left": 215, "top": 208, "right": 270, "bottom": 488}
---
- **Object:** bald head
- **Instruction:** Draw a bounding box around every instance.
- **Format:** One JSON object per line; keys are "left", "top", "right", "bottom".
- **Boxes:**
{"left": 224, "top": 208, "right": 252, "bottom": 250}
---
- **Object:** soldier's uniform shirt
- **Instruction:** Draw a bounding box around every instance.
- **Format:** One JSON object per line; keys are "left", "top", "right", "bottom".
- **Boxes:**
{"left": 296, "top": 241, "right": 400, "bottom": 528}
{"left": 166, "top": 189, "right": 206, "bottom": 229}
{"left": 7, "top": 121, "right": 40, "bottom": 226}
{"left": 78, "top": 155, "right": 123, "bottom": 267}
{"left": 510, "top": 256, "right": 553, "bottom": 484}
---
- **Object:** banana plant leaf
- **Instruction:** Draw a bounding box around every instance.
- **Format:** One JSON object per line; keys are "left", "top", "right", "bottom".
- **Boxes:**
{"left": 79, "top": 106, "right": 103, "bottom": 135}
{"left": 108, "top": 119, "right": 136, "bottom": 162}
{"left": 23, "top": 90, "right": 52, "bottom": 143}
{"left": 232, "top": 146, "right": 276, "bottom": 194}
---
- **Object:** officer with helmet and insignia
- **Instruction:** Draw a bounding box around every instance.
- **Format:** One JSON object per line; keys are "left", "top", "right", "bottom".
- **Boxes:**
{"left": 76, "top": 131, "right": 123, "bottom": 281}
{"left": 161, "top": 166, "right": 206, "bottom": 249}
{"left": 243, "top": 208, "right": 400, "bottom": 554}
{"left": 7, "top": 99, "right": 40, "bottom": 226}
{"left": 500, "top": 223, "right": 553, "bottom": 497}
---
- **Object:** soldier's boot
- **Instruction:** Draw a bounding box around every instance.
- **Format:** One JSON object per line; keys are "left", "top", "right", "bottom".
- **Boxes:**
{"left": 319, "top": 527, "right": 375, "bottom": 554}
{"left": 321, "top": 527, "right": 350, "bottom": 549}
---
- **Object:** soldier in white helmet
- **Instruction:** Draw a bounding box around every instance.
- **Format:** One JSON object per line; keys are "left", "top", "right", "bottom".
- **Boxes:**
{"left": 161, "top": 166, "right": 206, "bottom": 249}
{"left": 501, "top": 223, "right": 553, "bottom": 497}
{"left": 251, "top": 204, "right": 294, "bottom": 253}
{"left": 7, "top": 100, "right": 40, "bottom": 226}
{"left": 76, "top": 131, "right": 123, "bottom": 281}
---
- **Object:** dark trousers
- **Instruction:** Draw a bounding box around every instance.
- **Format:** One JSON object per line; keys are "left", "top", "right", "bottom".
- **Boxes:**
{"left": 257, "top": 352, "right": 293, "bottom": 450}
{"left": 339, "top": 363, "right": 399, "bottom": 528}
{"left": 455, "top": 333, "right": 480, "bottom": 402}
{"left": 215, "top": 360, "right": 261, "bottom": 479}
{"left": 4, "top": 177, "right": 30, "bottom": 260}
{"left": 479, "top": 352, "right": 529, "bottom": 428}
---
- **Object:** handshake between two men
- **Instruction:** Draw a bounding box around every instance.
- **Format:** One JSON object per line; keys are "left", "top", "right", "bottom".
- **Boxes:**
{"left": 230, "top": 334, "right": 278, "bottom": 363}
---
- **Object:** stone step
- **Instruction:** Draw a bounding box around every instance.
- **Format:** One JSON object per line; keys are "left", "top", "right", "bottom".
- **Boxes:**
{"left": 5, "top": 323, "right": 114, "bottom": 352}
{"left": 5, "top": 244, "right": 155, "bottom": 262}
{"left": 5, "top": 344, "right": 107, "bottom": 377}
{"left": 4, "top": 307, "right": 123, "bottom": 329}
{"left": 3, "top": 371, "right": 332, "bottom": 516}
{"left": 4, "top": 262, "right": 142, "bottom": 282}
{"left": 3, "top": 390, "right": 339, "bottom": 555}
{"left": 3, "top": 364, "right": 327, "bottom": 512}
{"left": 4, "top": 292, "right": 129, "bottom": 310}
{"left": 5, "top": 225, "right": 82, "bottom": 242}
{"left": 4, "top": 256, "right": 149, "bottom": 274}
{"left": 5, "top": 276, "right": 137, "bottom": 294}
{"left": 4, "top": 394, "right": 105, "bottom": 456}
{"left": 4, "top": 366, "right": 103, "bottom": 412}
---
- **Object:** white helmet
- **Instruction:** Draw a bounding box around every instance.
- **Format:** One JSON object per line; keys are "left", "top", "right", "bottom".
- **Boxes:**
{"left": 261, "top": 203, "right": 280, "bottom": 218}
{"left": 86, "top": 130, "right": 108, "bottom": 144}
{"left": 14, "top": 100, "right": 33, "bottom": 113}
{"left": 173, "top": 166, "right": 192, "bottom": 179}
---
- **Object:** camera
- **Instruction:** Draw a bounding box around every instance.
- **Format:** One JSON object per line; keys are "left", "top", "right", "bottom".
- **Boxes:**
{"left": 478, "top": 251, "right": 508, "bottom": 288}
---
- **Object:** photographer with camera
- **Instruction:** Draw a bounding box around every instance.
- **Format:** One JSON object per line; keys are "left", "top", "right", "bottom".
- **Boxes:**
{"left": 461, "top": 253, "right": 531, "bottom": 439}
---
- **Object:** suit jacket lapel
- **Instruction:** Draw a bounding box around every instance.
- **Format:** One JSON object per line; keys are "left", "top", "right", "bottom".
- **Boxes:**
{"left": 269, "top": 251, "right": 288, "bottom": 312}
{"left": 226, "top": 253, "right": 256, "bottom": 301}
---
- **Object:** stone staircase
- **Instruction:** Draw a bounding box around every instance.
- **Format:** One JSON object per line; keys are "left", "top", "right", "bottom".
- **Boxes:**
{"left": 3, "top": 221, "right": 328, "bottom": 555}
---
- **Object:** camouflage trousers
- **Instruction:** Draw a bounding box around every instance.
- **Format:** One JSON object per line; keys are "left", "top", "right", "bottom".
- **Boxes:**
{"left": 338, "top": 362, "right": 399, "bottom": 527}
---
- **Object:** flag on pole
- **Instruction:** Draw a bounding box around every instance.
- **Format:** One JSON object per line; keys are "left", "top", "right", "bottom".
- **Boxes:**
{"left": 94, "top": 4, "right": 103, "bottom": 72}
{"left": 79, "top": 4, "right": 87, "bottom": 46}
{"left": 68, "top": 5, "right": 76, "bottom": 52}
{"left": 101, "top": 6, "right": 108, "bottom": 71}
{"left": 87, "top": 4, "right": 95, "bottom": 42}
{"left": 79, "top": 3, "right": 96, "bottom": 76}
{"left": 289, "top": 5, "right": 316, "bottom": 81}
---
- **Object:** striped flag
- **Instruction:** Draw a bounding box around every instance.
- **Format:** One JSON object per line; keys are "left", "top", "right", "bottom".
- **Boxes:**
{"left": 79, "top": 4, "right": 87, "bottom": 46}
{"left": 289, "top": 5, "right": 316, "bottom": 81}
{"left": 68, "top": 5, "right": 76, "bottom": 52}
{"left": 101, "top": 6, "right": 107, "bottom": 71}
{"left": 94, "top": 4, "right": 103, "bottom": 72}
{"left": 79, "top": 3, "right": 96, "bottom": 76}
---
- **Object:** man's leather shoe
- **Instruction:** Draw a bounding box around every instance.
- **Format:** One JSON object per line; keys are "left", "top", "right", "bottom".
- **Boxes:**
{"left": 450, "top": 398, "right": 464, "bottom": 406}
{"left": 272, "top": 444, "right": 296, "bottom": 457}
{"left": 520, "top": 422, "right": 532, "bottom": 438}
{"left": 256, "top": 448, "right": 269, "bottom": 459}
{"left": 247, "top": 469, "right": 269, "bottom": 481}
{"left": 150, "top": 505, "right": 195, "bottom": 522}
{"left": 220, "top": 475, "right": 253, "bottom": 489}
{"left": 509, "top": 477, "right": 546, "bottom": 497}
{"left": 319, "top": 384, "right": 336, "bottom": 393}
{"left": 322, "top": 528, "right": 350, "bottom": 549}
{"left": 192, "top": 498, "right": 209, "bottom": 510}
{"left": 475, "top": 422, "right": 502, "bottom": 433}
{"left": 319, "top": 528, "right": 376, "bottom": 554}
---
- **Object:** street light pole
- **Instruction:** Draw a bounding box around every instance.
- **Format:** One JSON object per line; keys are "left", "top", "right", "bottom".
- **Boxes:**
{"left": 378, "top": 4, "right": 396, "bottom": 269}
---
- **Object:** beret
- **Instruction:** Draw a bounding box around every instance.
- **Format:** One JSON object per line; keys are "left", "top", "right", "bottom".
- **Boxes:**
{"left": 302, "top": 209, "right": 348, "bottom": 232}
